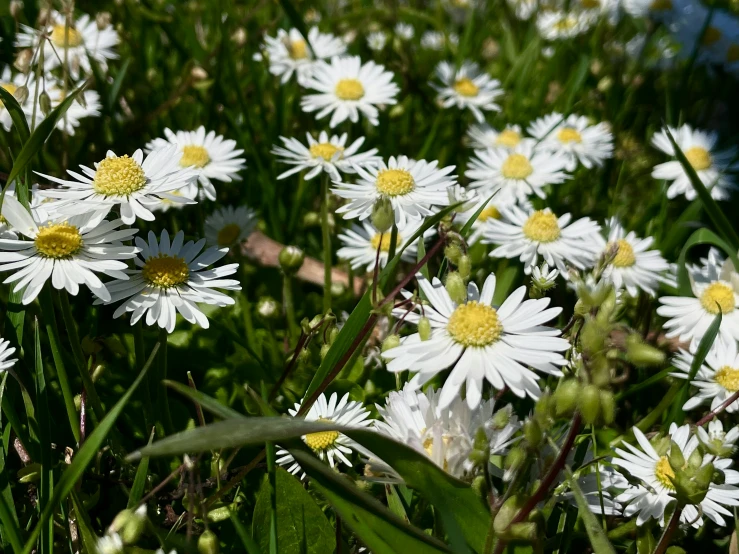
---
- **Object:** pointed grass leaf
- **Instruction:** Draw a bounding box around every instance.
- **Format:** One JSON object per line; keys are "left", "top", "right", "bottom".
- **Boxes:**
{"left": 564, "top": 467, "right": 616, "bottom": 554}
{"left": 127, "top": 427, "right": 155, "bottom": 509}
{"left": 34, "top": 320, "right": 53, "bottom": 554}
{"left": 0, "top": 87, "right": 31, "bottom": 143}
{"left": 164, "top": 380, "right": 246, "bottom": 420}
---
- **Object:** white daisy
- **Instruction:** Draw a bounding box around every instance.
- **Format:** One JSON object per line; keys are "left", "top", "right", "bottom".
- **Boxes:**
{"left": 96, "top": 532, "right": 124, "bottom": 554}
{"left": 0, "top": 337, "right": 18, "bottom": 373}
{"left": 0, "top": 66, "right": 27, "bottom": 132}
{"left": 657, "top": 254, "right": 739, "bottom": 350}
{"left": 272, "top": 131, "right": 380, "bottom": 181}
{"left": 671, "top": 340, "right": 739, "bottom": 413}
{"left": 456, "top": 195, "right": 529, "bottom": 245}
{"left": 336, "top": 220, "right": 429, "bottom": 272}
{"left": 482, "top": 206, "right": 602, "bottom": 276}
{"left": 650, "top": 124, "right": 738, "bottom": 201}
{"left": 22, "top": 74, "right": 102, "bottom": 136}
{"left": 531, "top": 262, "right": 560, "bottom": 289}
{"left": 465, "top": 139, "right": 569, "bottom": 203}
{"left": 204, "top": 205, "right": 258, "bottom": 248}
{"left": 536, "top": 11, "right": 597, "bottom": 40}
{"left": 528, "top": 113, "right": 614, "bottom": 171}
{"left": 36, "top": 147, "right": 197, "bottom": 224}
{"left": 332, "top": 155, "right": 456, "bottom": 230}
{"left": 466, "top": 123, "right": 524, "bottom": 151}
{"left": 276, "top": 392, "right": 372, "bottom": 477}
{"left": 611, "top": 424, "right": 739, "bottom": 527}
{"left": 566, "top": 464, "right": 627, "bottom": 516}
{"left": 99, "top": 230, "right": 241, "bottom": 333}
{"left": 382, "top": 272, "right": 569, "bottom": 408}
{"left": 597, "top": 218, "right": 671, "bottom": 297}
{"left": 145, "top": 126, "right": 246, "bottom": 202}
{"left": 0, "top": 195, "right": 138, "bottom": 305}
{"left": 16, "top": 10, "right": 119, "bottom": 80}
{"left": 431, "top": 61, "right": 503, "bottom": 123}
{"left": 261, "top": 27, "right": 346, "bottom": 85}
{"left": 366, "top": 31, "right": 387, "bottom": 51}
{"left": 301, "top": 56, "right": 399, "bottom": 127}
{"left": 623, "top": 0, "right": 681, "bottom": 18}
{"left": 420, "top": 31, "right": 446, "bottom": 51}
{"left": 507, "top": 0, "right": 538, "bottom": 20}
{"left": 697, "top": 420, "right": 739, "bottom": 457}
{"left": 394, "top": 23, "right": 415, "bottom": 40}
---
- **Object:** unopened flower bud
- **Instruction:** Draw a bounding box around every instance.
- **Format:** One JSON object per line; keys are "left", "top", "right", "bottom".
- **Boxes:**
{"left": 504, "top": 446, "right": 526, "bottom": 478}
{"left": 494, "top": 495, "right": 522, "bottom": 534}
{"left": 457, "top": 254, "right": 471, "bottom": 280}
{"left": 534, "top": 391, "right": 554, "bottom": 422}
{"left": 625, "top": 334, "right": 665, "bottom": 366}
{"left": 14, "top": 49, "right": 33, "bottom": 73}
{"left": 665, "top": 548, "right": 687, "bottom": 554}
{"left": 13, "top": 85, "right": 28, "bottom": 105}
{"left": 256, "top": 296, "right": 280, "bottom": 319}
{"left": 109, "top": 506, "right": 147, "bottom": 545}
{"left": 39, "top": 91, "right": 52, "bottom": 115}
{"left": 418, "top": 317, "right": 431, "bottom": 341}
{"left": 382, "top": 334, "right": 400, "bottom": 352}
{"left": 687, "top": 448, "right": 703, "bottom": 471}
{"left": 668, "top": 442, "right": 685, "bottom": 472}
{"left": 191, "top": 66, "right": 208, "bottom": 81}
{"left": 279, "top": 245, "right": 304, "bottom": 274}
{"left": 673, "top": 462, "right": 713, "bottom": 506}
{"left": 231, "top": 28, "right": 247, "bottom": 46}
{"left": 471, "top": 475, "right": 486, "bottom": 496}
{"left": 579, "top": 385, "right": 601, "bottom": 425}
{"left": 371, "top": 197, "right": 394, "bottom": 233}
{"left": 599, "top": 389, "right": 615, "bottom": 425}
{"left": 524, "top": 419, "right": 543, "bottom": 448}
{"left": 198, "top": 529, "right": 220, "bottom": 554}
{"left": 388, "top": 103, "right": 405, "bottom": 118}
{"left": 492, "top": 407, "right": 511, "bottom": 429}
{"left": 444, "top": 272, "right": 466, "bottom": 304}
{"left": 320, "top": 343, "right": 330, "bottom": 359}
{"left": 505, "top": 522, "right": 537, "bottom": 542}
{"left": 444, "top": 243, "right": 462, "bottom": 265}
{"left": 554, "top": 379, "right": 580, "bottom": 417}
{"left": 302, "top": 211, "right": 320, "bottom": 227}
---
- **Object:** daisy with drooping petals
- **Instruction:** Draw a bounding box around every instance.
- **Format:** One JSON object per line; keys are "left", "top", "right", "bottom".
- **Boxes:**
{"left": 382, "top": 273, "right": 569, "bottom": 408}
{"left": 301, "top": 56, "right": 399, "bottom": 127}
{"left": 276, "top": 392, "right": 372, "bottom": 477}
{"left": 651, "top": 124, "right": 738, "bottom": 201}
{"left": 336, "top": 220, "right": 429, "bottom": 272}
{"left": 528, "top": 113, "right": 614, "bottom": 171}
{"left": 466, "top": 140, "right": 569, "bottom": 203}
{"left": 36, "top": 146, "right": 197, "bottom": 224}
{"left": 0, "top": 195, "right": 138, "bottom": 305}
{"left": 0, "top": 337, "right": 18, "bottom": 373}
{"left": 99, "top": 230, "right": 241, "bottom": 333}
{"left": 698, "top": 420, "right": 739, "bottom": 457}
{"left": 483, "top": 206, "right": 602, "bottom": 276}
{"left": 204, "top": 205, "right": 258, "bottom": 248}
{"left": 671, "top": 340, "right": 739, "bottom": 413}
{"left": 261, "top": 27, "right": 346, "bottom": 85}
{"left": 145, "top": 127, "right": 246, "bottom": 202}
{"left": 536, "top": 11, "right": 597, "bottom": 41}
{"left": 333, "top": 156, "right": 456, "bottom": 230}
{"left": 466, "top": 123, "right": 524, "bottom": 151}
{"left": 273, "top": 132, "right": 380, "bottom": 181}
{"left": 431, "top": 61, "right": 503, "bottom": 123}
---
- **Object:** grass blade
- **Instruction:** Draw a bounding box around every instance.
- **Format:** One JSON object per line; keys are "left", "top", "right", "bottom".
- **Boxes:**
{"left": 34, "top": 319, "right": 53, "bottom": 554}
{"left": 127, "top": 427, "right": 155, "bottom": 509}
{"left": 230, "top": 509, "right": 263, "bottom": 554}
{"left": 0, "top": 87, "right": 31, "bottom": 143}
{"left": 564, "top": 466, "right": 616, "bottom": 554}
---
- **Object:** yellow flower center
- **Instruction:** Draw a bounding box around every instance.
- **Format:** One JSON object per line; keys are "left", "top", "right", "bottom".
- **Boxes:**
{"left": 180, "top": 145, "right": 210, "bottom": 168}
{"left": 142, "top": 254, "right": 190, "bottom": 288}
{"left": 93, "top": 155, "right": 148, "bottom": 197}
{"left": 0, "top": 83, "right": 17, "bottom": 108}
{"left": 610, "top": 239, "right": 636, "bottom": 268}
{"left": 700, "top": 282, "right": 735, "bottom": 315}
{"left": 501, "top": 153, "right": 533, "bottom": 179}
{"left": 304, "top": 419, "right": 340, "bottom": 452}
{"left": 728, "top": 44, "right": 739, "bottom": 63}
{"left": 654, "top": 456, "right": 675, "bottom": 490}
{"left": 649, "top": 0, "right": 672, "bottom": 10}
{"left": 715, "top": 365, "right": 739, "bottom": 392}
{"left": 447, "top": 301, "right": 503, "bottom": 347}
{"left": 496, "top": 130, "right": 521, "bottom": 148}
{"left": 553, "top": 18, "right": 576, "bottom": 31}
{"left": 477, "top": 205, "right": 501, "bottom": 222}
{"left": 375, "top": 168, "right": 415, "bottom": 197}
{"left": 217, "top": 223, "right": 242, "bottom": 246}
{"left": 50, "top": 24, "right": 83, "bottom": 48}
{"left": 684, "top": 146, "right": 712, "bottom": 171}
{"left": 702, "top": 26, "right": 722, "bottom": 46}
{"left": 288, "top": 39, "right": 308, "bottom": 60}
{"left": 423, "top": 435, "right": 451, "bottom": 471}
{"left": 522, "top": 211, "right": 561, "bottom": 243}
{"left": 309, "top": 142, "right": 344, "bottom": 160}
{"left": 557, "top": 127, "right": 583, "bottom": 144}
{"left": 335, "top": 78, "right": 365, "bottom": 100}
{"left": 370, "top": 232, "right": 400, "bottom": 252}
{"left": 34, "top": 223, "right": 83, "bottom": 259}
{"left": 453, "top": 78, "right": 479, "bottom": 97}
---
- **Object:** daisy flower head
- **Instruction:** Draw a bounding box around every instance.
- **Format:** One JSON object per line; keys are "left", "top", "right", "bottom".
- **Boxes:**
{"left": 337, "top": 220, "right": 430, "bottom": 272}
{"left": 301, "top": 56, "right": 399, "bottom": 128}
{"left": 431, "top": 61, "right": 503, "bottom": 123}
{"left": 420, "top": 31, "right": 446, "bottom": 51}
{"left": 528, "top": 112, "right": 614, "bottom": 171}
{"left": 0, "top": 195, "right": 138, "bottom": 305}
{"left": 261, "top": 27, "right": 346, "bottom": 86}
{"left": 611, "top": 424, "right": 739, "bottom": 527}
{"left": 273, "top": 131, "right": 380, "bottom": 182}
{"left": 37, "top": 147, "right": 198, "bottom": 224}
{"left": 651, "top": 124, "right": 738, "bottom": 201}
{"left": 394, "top": 23, "right": 415, "bottom": 40}
{"left": 332, "top": 155, "right": 456, "bottom": 230}
{"left": 465, "top": 139, "right": 569, "bottom": 203}
{"left": 697, "top": 419, "right": 739, "bottom": 457}
{"left": 366, "top": 31, "right": 387, "bottom": 51}
{"left": 204, "top": 205, "right": 258, "bottom": 248}
{"left": 466, "top": 123, "right": 524, "bottom": 151}
{"left": 276, "top": 392, "right": 372, "bottom": 477}
{"left": 382, "top": 272, "right": 569, "bottom": 409}
{"left": 536, "top": 10, "right": 598, "bottom": 40}
{"left": 623, "top": 0, "right": 681, "bottom": 18}
{"left": 482, "top": 206, "right": 602, "bottom": 276}
{"left": 0, "top": 337, "right": 18, "bottom": 373}
{"left": 145, "top": 127, "right": 246, "bottom": 202}
{"left": 507, "top": 0, "right": 538, "bottom": 20}
{"left": 671, "top": 340, "right": 739, "bottom": 414}
{"left": 100, "top": 230, "right": 240, "bottom": 333}
{"left": 16, "top": 10, "right": 119, "bottom": 80}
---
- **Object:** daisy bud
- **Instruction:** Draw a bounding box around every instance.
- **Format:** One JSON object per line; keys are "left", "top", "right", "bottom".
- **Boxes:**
{"left": 198, "top": 530, "right": 220, "bottom": 554}
{"left": 191, "top": 66, "right": 208, "bottom": 81}
{"left": 418, "top": 317, "right": 431, "bottom": 341}
{"left": 302, "top": 212, "right": 320, "bottom": 227}
{"left": 14, "top": 49, "right": 33, "bottom": 73}
{"left": 578, "top": 385, "right": 601, "bottom": 425}
{"left": 231, "top": 28, "right": 247, "bottom": 46}
{"left": 534, "top": 391, "right": 554, "bottom": 422}
{"left": 674, "top": 462, "right": 713, "bottom": 506}
{"left": 96, "top": 11, "right": 112, "bottom": 30}
{"left": 388, "top": 104, "right": 405, "bottom": 118}
{"left": 371, "top": 197, "right": 394, "bottom": 233}
{"left": 493, "top": 495, "right": 522, "bottom": 535}
{"left": 444, "top": 243, "right": 462, "bottom": 265}
{"left": 328, "top": 326, "right": 340, "bottom": 345}
{"left": 573, "top": 299, "right": 588, "bottom": 317}
{"left": 13, "top": 85, "right": 29, "bottom": 105}
{"left": 109, "top": 506, "right": 147, "bottom": 545}
{"left": 580, "top": 319, "right": 606, "bottom": 354}
{"left": 596, "top": 287, "right": 617, "bottom": 324}
{"left": 320, "top": 343, "right": 330, "bottom": 359}
{"left": 687, "top": 448, "right": 703, "bottom": 471}
{"left": 256, "top": 296, "right": 280, "bottom": 319}
{"left": 39, "top": 91, "right": 52, "bottom": 116}
{"left": 504, "top": 447, "right": 526, "bottom": 478}
{"left": 524, "top": 420, "right": 543, "bottom": 448}
{"left": 625, "top": 334, "right": 665, "bottom": 366}
{"left": 278, "top": 245, "right": 304, "bottom": 274}
{"left": 505, "top": 522, "right": 537, "bottom": 542}
{"left": 457, "top": 254, "right": 471, "bottom": 280}
{"left": 599, "top": 390, "right": 615, "bottom": 425}
{"left": 444, "top": 272, "right": 466, "bottom": 304}
{"left": 554, "top": 379, "right": 579, "bottom": 417}
{"left": 471, "top": 475, "right": 487, "bottom": 497}
{"left": 382, "top": 334, "right": 400, "bottom": 352}
{"left": 492, "top": 407, "right": 511, "bottom": 429}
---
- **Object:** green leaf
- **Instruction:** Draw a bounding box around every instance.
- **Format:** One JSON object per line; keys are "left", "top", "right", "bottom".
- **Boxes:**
{"left": 127, "top": 428, "right": 155, "bottom": 509}
{"left": 0, "top": 485, "right": 23, "bottom": 554}
{"left": 69, "top": 490, "right": 98, "bottom": 554}
{"left": 34, "top": 320, "right": 53, "bottom": 554}
{"left": 230, "top": 509, "right": 263, "bottom": 554}
{"left": 564, "top": 467, "right": 616, "bottom": 554}
{"left": 107, "top": 57, "right": 131, "bottom": 112}
{"left": 676, "top": 228, "right": 739, "bottom": 296}
{"left": 164, "top": 380, "right": 245, "bottom": 420}
{"left": 252, "top": 468, "right": 335, "bottom": 554}
{"left": 459, "top": 194, "right": 495, "bottom": 239}
{"left": 0, "top": 87, "right": 31, "bottom": 143}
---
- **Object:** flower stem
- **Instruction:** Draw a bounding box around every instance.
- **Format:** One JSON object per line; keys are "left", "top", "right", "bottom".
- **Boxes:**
{"left": 654, "top": 506, "right": 682, "bottom": 554}
{"left": 320, "top": 173, "right": 332, "bottom": 313}
{"left": 282, "top": 273, "right": 298, "bottom": 344}
{"left": 156, "top": 327, "right": 173, "bottom": 437}
{"left": 134, "top": 321, "right": 153, "bottom": 431}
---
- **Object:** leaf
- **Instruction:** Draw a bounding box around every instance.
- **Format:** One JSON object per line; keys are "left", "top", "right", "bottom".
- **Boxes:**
{"left": 165, "top": 380, "right": 245, "bottom": 420}
{"left": 230, "top": 509, "right": 263, "bottom": 554}
{"left": 252, "top": 468, "right": 335, "bottom": 554}
{"left": 0, "top": 87, "right": 31, "bottom": 143}
{"left": 564, "top": 467, "right": 616, "bottom": 554}
{"left": 676, "top": 227, "right": 739, "bottom": 296}
{"left": 107, "top": 57, "right": 131, "bottom": 112}
{"left": 127, "top": 428, "right": 155, "bottom": 509}
{"left": 460, "top": 194, "right": 495, "bottom": 239}
{"left": 34, "top": 320, "right": 53, "bottom": 554}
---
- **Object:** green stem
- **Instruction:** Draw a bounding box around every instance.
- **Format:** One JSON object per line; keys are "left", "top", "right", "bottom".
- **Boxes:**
{"left": 320, "top": 173, "right": 332, "bottom": 314}
{"left": 282, "top": 274, "right": 298, "bottom": 344}
{"left": 156, "top": 327, "right": 172, "bottom": 437}
{"left": 134, "top": 321, "right": 152, "bottom": 431}
{"left": 386, "top": 224, "right": 399, "bottom": 267}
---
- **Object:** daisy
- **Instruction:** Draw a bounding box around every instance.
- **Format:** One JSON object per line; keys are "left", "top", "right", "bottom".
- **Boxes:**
{"left": 657, "top": 254, "right": 739, "bottom": 350}
{"left": 0, "top": 337, "right": 18, "bottom": 373}
{"left": 465, "top": 139, "right": 569, "bottom": 203}
{"left": 96, "top": 533, "right": 124, "bottom": 554}
{"left": 466, "top": 123, "right": 524, "bottom": 151}
{"left": 623, "top": 0, "right": 682, "bottom": 18}
{"left": 597, "top": 218, "right": 671, "bottom": 297}
{"left": 531, "top": 262, "right": 560, "bottom": 290}
{"left": 650, "top": 124, "right": 738, "bottom": 201}
{"left": 697, "top": 420, "right": 739, "bottom": 457}
{"left": 332, "top": 155, "right": 456, "bottom": 230}
{"left": 336, "top": 220, "right": 429, "bottom": 272}
{"left": 394, "top": 23, "right": 415, "bottom": 40}
{"left": 536, "top": 11, "right": 597, "bottom": 40}
{"left": 145, "top": 127, "right": 246, "bottom": 202}
{"left": 272, "top": 131, "right": 380, "bottom": 181}
{"left": 15, "top": 10, "right": 119, "bottom": 80}
{"left": 36, "top": 147, "right": 197, "bottom": 224}
{"left": 276, "top": 392, "right": 372, "bottom": 477}
{"left": 482, "top": 206, "right": 602, "bottom": 276}
{"left": 261, "top": 27, "right": 346, "bottom": 85}
{"left": 366, "top": 31, "right": 387, "bottom": 51}
{"left": 301, "top": 56, "right": 399, "bottom": 127}
{"left": 420, "top": 31, "right": 446, "bottom": 51}
{"left": 671, "top": 340, "right": 739, "bottom": 413}
{"left": 565, "top": 465, "right": 627, "bottom": 516}
{"left": 204, "top": 205, "right": 258, "bottom": 248}
{"left": 456, "top": 195, "right": 529, "bottom": 245}
{"left": 611, "top": 424, "right": 739, "bottom": 527}
{"left": 431, "top": 62, "right": 503, "bottom": 123}
{"left": 507, "top": 0, "right": 538, "bottom": 20}
{"left": 0, "top": 195, "right": 138, "bottom": 305}
{"left": 528, "top": 113, "right": 614, "bottom": 171}
{"left": 99, "top": 230, "right": 241, "bottom": 333}
{"left": 0, "top": 66, "right": 27, "bottom": 132}
{"left": 382, "top": 272, "right": 569, "bottom": 408}
{"left": 23, "top": 75, "right": 101, "bottom": 136}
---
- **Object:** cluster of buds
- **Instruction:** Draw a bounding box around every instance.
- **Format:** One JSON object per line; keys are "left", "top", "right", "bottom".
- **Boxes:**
{"left": 443, "top": 234, "right": 472, "bottom": 304}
